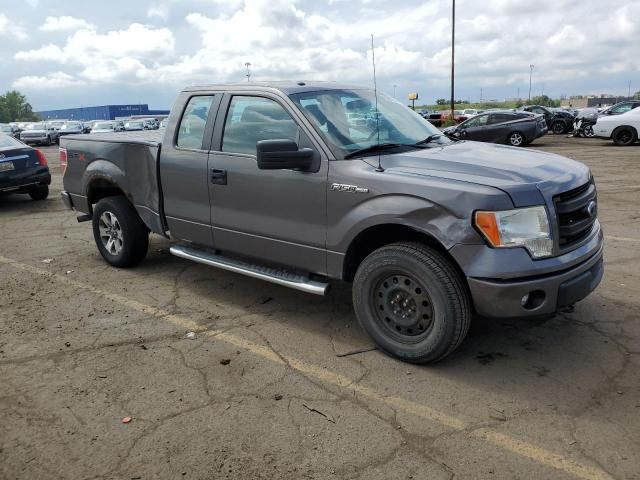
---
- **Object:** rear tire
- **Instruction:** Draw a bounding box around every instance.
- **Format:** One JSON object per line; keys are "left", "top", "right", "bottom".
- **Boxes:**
{"left": 352, "top": 242, "right": 471, "bottom": 364}
{"left": 507, "top": 131, "right": 525, "bottom": 147}
{"left": 92, "top": 196, "right": 149, "bottom": 268}
{"left": 612, "top": 127, "right": 637, "bottom": 146}
{"left": 28, "top": 185, "right": 49, "bottom": 201}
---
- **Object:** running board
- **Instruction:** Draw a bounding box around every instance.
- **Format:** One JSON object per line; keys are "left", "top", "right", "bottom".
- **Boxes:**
{"left": 169, "top": 245, "right": 329, "bottom": 296}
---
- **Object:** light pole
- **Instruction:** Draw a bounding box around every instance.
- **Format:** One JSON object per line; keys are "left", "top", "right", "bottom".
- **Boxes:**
{"left": 393, "top": 84, "right": 398, "bottom": 98}
{"left": 450, "top": 0, "right": 456, "bottom": 117}
{"left": 245, "top": 62, "right": 251, "bottom": 82}
{"left": 528, "top": 64, "right": 534, "bottom": 103}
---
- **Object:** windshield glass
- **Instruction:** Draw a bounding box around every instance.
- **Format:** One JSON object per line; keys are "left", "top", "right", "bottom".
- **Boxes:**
{"left": 93, "top": 122, "right": 113, "bottom": 130}
{"left": 290, "top": 89, "right": 442, "bottom": 158}
{"left": 26, "top": 123, "right": 46, "bottom": 130}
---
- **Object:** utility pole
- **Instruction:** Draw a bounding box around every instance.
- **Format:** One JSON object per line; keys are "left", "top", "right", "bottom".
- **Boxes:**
{"left": 629, "top": 80, "right": 632, "bottom": 98}
{"left": 245, "top": 62, "right": 251, "bottom": 82}
{"left": 480, "top": 87, "right": 483, "bottom": 102}
{"left": 393, "top": 84, "right": 398, "bottom": 98}
{"left": 450, "top": 0, "right": 456, "bottom": 117}
{"left": 528, "top": 64, "right": 534, "bottom": 103}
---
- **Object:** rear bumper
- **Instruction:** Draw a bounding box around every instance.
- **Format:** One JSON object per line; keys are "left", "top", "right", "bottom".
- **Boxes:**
{"left": 465, "top": 244, "right": 603, "bottom": 318}
{"left": 0, "top": 167, "right": 51, "bottom": 193}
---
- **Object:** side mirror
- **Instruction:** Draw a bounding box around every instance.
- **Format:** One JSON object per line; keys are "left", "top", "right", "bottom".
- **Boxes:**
{"left": 256, "top": 140, "right": 314, "bottom": 171}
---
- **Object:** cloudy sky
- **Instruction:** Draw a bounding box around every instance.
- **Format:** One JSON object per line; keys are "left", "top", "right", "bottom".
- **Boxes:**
{"left": 1, "top": 0, "right": 638, "bottom": 111}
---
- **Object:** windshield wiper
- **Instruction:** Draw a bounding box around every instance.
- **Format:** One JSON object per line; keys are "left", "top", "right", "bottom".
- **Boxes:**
{"left": 344, "top": 143, "right": 411, "bottom": 159}
{"left": 414, "top": 133, "right": 443, "bottom": 145}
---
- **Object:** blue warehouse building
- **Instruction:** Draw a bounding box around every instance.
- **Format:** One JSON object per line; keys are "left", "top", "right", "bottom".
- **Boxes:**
{"left": 37, "top": 104, "right": 170, "bottom": 121}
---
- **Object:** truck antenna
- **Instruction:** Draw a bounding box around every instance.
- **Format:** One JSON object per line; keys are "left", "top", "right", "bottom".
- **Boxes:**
{"left": 371, "top": 34, "right": 384, "bottom": 172}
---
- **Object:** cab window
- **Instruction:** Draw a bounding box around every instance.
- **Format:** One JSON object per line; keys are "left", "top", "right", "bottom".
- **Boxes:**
{"left": 176, "top": 95, "right": 215, "bottom": 149}
{"left": 222, "top": 96, "right": 298, "bottom": 156}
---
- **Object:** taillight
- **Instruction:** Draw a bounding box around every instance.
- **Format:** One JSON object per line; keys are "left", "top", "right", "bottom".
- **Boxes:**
{"left": 35, "top": 149, "right": 48, "bottom": 167}
{"left": 59, "top": 147, "right": 67, "bottom": 174}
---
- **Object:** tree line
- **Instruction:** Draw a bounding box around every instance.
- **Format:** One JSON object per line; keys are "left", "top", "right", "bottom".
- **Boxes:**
{"left": 0, "top": 91, "right": 40, "bottom": 123}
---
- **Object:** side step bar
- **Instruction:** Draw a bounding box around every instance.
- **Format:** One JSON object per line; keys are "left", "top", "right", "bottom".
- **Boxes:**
{"left": 169, "top": 245, "right": 329, "bottom": 296}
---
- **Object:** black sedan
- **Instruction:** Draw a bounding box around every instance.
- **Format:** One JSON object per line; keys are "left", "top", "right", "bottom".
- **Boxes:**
{"left": 443, "top": 111, "right": 547, "bottom": 147}
{"left": 519, "top": 105, "right": 575, "bottom": 134}
{"left": 0, "top": 134, "right": 51, "bottom": 200}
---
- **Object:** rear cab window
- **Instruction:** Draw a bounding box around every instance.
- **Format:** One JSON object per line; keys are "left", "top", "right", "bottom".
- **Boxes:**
{"left": 176, "top": 95, "right": 216, "bottom": 150}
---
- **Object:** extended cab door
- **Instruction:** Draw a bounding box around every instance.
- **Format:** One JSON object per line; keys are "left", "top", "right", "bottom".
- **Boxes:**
{"left": 207, "top": 93, "right": 328, "bottom": 275}
{"left": 159, "top": 92, "right": 222, "bottom": 247}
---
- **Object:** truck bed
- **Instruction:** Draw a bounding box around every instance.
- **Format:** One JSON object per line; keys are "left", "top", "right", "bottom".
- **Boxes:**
{"left": 61, "top": 131, "right": 166, "bottom": 236}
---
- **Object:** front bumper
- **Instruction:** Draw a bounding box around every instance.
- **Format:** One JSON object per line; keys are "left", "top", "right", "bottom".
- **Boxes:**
{"left": 0, "top": 167, "right": 51, "bottom": 193}
{"left": 451, "top": 227, "right": 604, "bottom": 318}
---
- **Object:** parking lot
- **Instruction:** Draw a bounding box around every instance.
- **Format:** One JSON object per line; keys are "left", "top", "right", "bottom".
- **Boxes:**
{"left": 0, "top": 136, "right": 638, "bottom": 479}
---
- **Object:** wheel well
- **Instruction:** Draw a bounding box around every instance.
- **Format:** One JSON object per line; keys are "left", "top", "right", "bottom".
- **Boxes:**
{"left": 613, "top": 125, "right": 637, "bottom": 135}
{"left": 87, "top": 179, "right": 125, "bottom": 208}
{"left": 342, "top": 224, "right": 457, "bottom": 282}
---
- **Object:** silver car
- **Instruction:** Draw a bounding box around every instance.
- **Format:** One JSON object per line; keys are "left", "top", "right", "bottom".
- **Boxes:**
{"left": 19, "top": 122, "right": 60, "bottom": 145}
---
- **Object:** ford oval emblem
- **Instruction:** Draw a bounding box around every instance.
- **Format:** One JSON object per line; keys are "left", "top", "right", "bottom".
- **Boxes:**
{"left": 586, "top": 200, "right": 597, "bottom": 217}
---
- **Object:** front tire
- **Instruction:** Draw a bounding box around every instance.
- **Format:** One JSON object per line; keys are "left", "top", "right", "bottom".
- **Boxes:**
{"left": 552, "top": 121, "right": 565, "bottom": 134}
{"left": 352, "top": 242, "right": 471, "bottom": 364}
{"left": 612, "top": 127, "right": 637, "bottom": 146}
{"left": 28, "top": 185, "right": 49, "bottom": 201}
{"left": 92, "top": 196, "right": 149, "bottom": 267}
{"left": 583, "top": 125, "right": 595, "bottom": 137}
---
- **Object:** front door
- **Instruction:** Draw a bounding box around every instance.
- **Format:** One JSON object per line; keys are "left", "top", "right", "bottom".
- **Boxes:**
{"left": 461, "top": 113, "right": 490, "bottom": 141}
{"left": 207, "top": 94, "right": 328, "bottom": 275}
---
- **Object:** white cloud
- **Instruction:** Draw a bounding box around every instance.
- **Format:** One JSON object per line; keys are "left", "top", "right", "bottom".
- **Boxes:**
{"left": 147, "top": 6, "right": 169, "bottom": 20}
{"left": 13, "top": 72, "right": 85, "bottom": 89}
{"left": 0, "top": 14, "right": 28, "bottom": 40}
{"left": 15, "top": 23, "right": 175, "bottom": 86}
{"left": 9, "top": 0, "right": 640, "bottom": 100}
{"left": 40, "top": 16, "right": 95, "bottom": 32}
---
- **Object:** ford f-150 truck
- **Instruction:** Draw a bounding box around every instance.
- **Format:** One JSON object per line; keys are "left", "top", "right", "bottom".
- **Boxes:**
{"left": 60, "top": 82, "right": 604, "bottom": 363}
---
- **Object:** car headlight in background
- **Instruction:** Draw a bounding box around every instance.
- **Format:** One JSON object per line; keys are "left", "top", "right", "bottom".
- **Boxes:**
{"left": 475, "top": 206, "right": 553, "bottom": 258}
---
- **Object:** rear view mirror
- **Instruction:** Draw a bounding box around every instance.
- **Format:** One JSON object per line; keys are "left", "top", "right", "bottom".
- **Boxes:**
{"left": 256, "top": 140, "right": 315, "bottom": 171}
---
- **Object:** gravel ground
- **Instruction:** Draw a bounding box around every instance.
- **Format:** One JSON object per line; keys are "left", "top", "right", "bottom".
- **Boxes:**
{"left": 1, "top": 135, "right": 639, "bottom": 480}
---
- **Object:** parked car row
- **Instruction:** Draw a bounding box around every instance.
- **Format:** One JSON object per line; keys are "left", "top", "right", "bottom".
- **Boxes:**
{"left": 443, "top": 110, "right": 548, "bottom": 146}
{"left": 0, "top": 133, "right": 51, "bottom": 200}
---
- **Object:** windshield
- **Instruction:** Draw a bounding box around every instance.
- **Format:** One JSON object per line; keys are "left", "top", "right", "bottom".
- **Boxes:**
{"left": 93, "top": 122, "right": 113, "bottom": 130}
{"left": 26, "top": 123, "right": 46, "bottom": 130}
{"left": 290, "top": 89, "right": 442, "bottom": 158}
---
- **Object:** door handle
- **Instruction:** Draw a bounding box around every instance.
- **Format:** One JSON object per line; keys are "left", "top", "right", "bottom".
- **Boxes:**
{"left": 210, "top": 168, "right": 227, "bottom": 185}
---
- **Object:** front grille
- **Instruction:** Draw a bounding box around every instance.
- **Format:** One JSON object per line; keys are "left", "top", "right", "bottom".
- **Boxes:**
{"left": 553, "top": 179, "right": 597, "bottom": 250}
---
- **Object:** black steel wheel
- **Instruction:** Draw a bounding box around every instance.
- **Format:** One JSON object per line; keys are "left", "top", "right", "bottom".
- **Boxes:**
{"left": 374, "top": 274, "right": 435, "bottom": 341}
{"left": 353, "top": 242, "right": 471, "bottom": 363}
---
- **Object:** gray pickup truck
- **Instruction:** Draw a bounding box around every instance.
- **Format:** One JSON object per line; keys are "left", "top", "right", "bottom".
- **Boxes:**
{"left": 60, "top": 82, "right": 603, "bottom": 363}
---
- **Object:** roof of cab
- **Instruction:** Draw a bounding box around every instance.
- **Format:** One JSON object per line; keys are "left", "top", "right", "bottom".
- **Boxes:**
{"left": 183, "top": 81, "right": 368, "bottom": 95}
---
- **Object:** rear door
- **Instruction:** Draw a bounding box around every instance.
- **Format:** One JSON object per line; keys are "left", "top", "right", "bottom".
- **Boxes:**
{"left": 486, "top": 113, "right": 515, "bottom": 142}
{"left": 159, "top": 92, "right": 222, "bottom": 247}
{"left": 207, "top": 92, "right": 328, "bottom": 274}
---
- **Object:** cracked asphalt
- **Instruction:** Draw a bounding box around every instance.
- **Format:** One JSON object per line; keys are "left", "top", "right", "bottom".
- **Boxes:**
{"left": 1, "top": 136, "right": 639, "bottom": 480}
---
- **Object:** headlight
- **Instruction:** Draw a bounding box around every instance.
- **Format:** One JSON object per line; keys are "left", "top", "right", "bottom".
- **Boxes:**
{"left": 474, "top": 206, "right": 553, "bottom": 258}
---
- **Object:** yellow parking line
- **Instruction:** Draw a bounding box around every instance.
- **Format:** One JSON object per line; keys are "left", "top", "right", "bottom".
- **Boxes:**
{"left": 0, "top": 255, "right": 614, "bottom": 480}
{"left": 605, "top": 235, "right": 640, "bottom": 243}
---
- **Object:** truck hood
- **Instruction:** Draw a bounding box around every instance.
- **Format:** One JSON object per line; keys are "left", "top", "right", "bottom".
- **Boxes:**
{"left": 379, "top": 140, "right": 590, "bottom": 206}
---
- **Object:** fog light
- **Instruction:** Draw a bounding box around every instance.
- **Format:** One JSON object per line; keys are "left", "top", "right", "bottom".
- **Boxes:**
{"left": 521, "top": 293, "right": 530, "bottom": 307}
